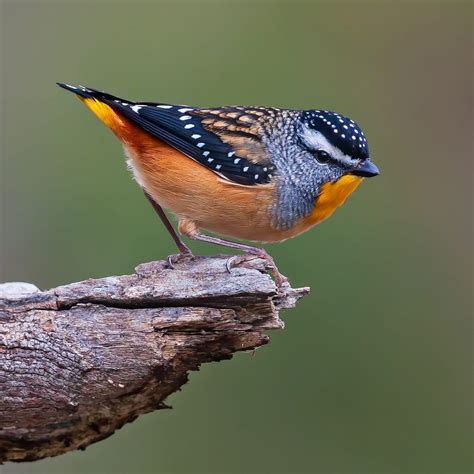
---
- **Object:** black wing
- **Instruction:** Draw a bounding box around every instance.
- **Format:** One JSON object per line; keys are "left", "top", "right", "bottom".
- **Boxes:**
{"left": 73, "top": 85, "right": 277, "bottom": 185}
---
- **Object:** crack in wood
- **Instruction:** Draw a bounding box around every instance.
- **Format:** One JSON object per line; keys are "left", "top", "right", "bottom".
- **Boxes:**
{"left": 0, "top": 255, "right": 308, "bottom": 463}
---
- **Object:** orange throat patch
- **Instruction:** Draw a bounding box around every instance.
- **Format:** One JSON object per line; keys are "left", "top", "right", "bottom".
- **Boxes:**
{"left": 306, "top": 175, "right": 363, "bottom": 226}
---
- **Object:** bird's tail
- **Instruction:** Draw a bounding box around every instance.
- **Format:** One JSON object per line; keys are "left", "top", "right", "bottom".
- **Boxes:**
{"left": 57, "top": 83, "right": 127, "bottom": 101}
{"left": 57, "top": 83, "right": 132, "bottom": 132}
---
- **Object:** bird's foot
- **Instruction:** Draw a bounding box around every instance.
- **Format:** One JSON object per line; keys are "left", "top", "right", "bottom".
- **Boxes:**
{"left": 166, "top": 249, "right": 194, "bottom": 269}
{"left": 226, "top": 250, "right": 289, "bottom": 289}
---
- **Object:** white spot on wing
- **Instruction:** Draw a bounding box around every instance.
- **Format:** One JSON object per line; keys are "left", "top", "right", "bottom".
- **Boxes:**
{"left": 157, "top": 105, "right": 172, "bottom": 109}
{"left": 179, "top": 115, "right": 192, "bottom": 121}
{"left": 131, "top": 105, "right": 143, "bottom": 113}
{"left": 184, "top": 124, "right": 194, "bottom": 129}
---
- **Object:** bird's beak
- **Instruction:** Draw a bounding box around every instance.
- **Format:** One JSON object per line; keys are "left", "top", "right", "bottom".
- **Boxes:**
{"left": 350, "top": 160, "right": 379, "bottom": 178}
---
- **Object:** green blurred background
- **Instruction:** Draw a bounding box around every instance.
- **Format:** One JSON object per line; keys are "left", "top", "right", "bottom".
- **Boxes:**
{"left": 1, "top": 1, "right": 472, "bottom": 473}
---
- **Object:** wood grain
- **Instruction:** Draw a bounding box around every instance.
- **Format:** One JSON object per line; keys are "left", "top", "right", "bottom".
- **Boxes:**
{"left": 0, "top": 256, "right": 308, "bottom": 463}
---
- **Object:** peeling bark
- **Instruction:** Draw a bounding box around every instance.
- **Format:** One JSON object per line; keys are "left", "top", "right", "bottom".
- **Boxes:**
{"left": 0, "top": 256, "right": 308, "bottom": 463}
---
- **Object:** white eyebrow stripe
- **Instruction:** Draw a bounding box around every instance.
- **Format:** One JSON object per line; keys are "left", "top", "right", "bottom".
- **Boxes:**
{"left": 300, "top": 124, "right": 359, "bottom": 167}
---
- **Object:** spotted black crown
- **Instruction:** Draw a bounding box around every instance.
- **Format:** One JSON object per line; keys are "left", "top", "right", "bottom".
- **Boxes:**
{"left": 302, "top": 110, "right": 369, "bottom": 160}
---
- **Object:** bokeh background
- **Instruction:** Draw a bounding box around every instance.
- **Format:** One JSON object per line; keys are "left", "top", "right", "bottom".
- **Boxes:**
{"left": 1, "top": 1, "right": 472, "bottom": 473}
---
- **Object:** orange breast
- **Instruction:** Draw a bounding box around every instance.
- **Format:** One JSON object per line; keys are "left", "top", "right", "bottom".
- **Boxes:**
{"left": 79, "top": 98, "right": 362, "bottom": 243}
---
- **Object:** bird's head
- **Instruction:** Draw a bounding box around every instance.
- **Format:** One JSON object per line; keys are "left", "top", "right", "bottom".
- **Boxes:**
{"left": 296, "top": 110, "right": 379, "bottom": 183}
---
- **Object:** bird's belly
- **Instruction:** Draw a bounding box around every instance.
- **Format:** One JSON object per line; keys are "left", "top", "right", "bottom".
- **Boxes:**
{"left": 124, "top": 130, "right": 361, "bottom": 243}
{"left": 124, "top": 137, "right": 280, "bottom": 242}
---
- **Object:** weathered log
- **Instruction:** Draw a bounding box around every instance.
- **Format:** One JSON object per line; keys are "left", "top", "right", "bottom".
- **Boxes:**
{"left": 0, "top": 255, "right": 308, "bottom": 463}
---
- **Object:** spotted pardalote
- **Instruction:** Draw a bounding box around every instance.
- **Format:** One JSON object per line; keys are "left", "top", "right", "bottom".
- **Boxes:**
{"left": 58, "top": 83, "right": 379, "bottom": 286}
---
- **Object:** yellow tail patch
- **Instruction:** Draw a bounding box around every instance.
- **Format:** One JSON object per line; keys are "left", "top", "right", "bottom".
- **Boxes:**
{"left": 79, "top": 97, "right": 123, "bottom": 132}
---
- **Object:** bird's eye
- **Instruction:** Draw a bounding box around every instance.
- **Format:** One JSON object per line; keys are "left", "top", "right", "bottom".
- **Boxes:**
{"left": 314, "top": 150, "right": 331, "bottom": 164}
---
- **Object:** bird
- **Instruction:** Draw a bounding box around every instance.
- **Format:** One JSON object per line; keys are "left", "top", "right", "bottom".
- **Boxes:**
{"left": 57, "top": 83, "right": 379, "bottom": 286}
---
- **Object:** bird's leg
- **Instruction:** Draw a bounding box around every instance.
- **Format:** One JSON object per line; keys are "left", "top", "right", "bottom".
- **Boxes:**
{"left": 180, "top": 225, "right": 288, "bottom": 287}
{"left": 143, "top": 191, "right": 193, "bottom": 266}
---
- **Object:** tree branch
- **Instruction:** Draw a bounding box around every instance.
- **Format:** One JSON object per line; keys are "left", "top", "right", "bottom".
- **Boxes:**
{"left": 0, "top": 256, "right": 308, "bottom": 463}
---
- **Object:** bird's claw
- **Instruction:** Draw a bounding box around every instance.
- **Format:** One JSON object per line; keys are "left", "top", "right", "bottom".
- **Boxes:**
{"left": 225, "top": 254, "right": 260, "bottom": 274}
{"left": 166, "top": 251, "right": 194, "bottom": 269}
{"left": 225, "top": 255, "right": 236, "bottom": 274}
{"left": 225, "top": 252, "right": 289, "bottom": 289}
